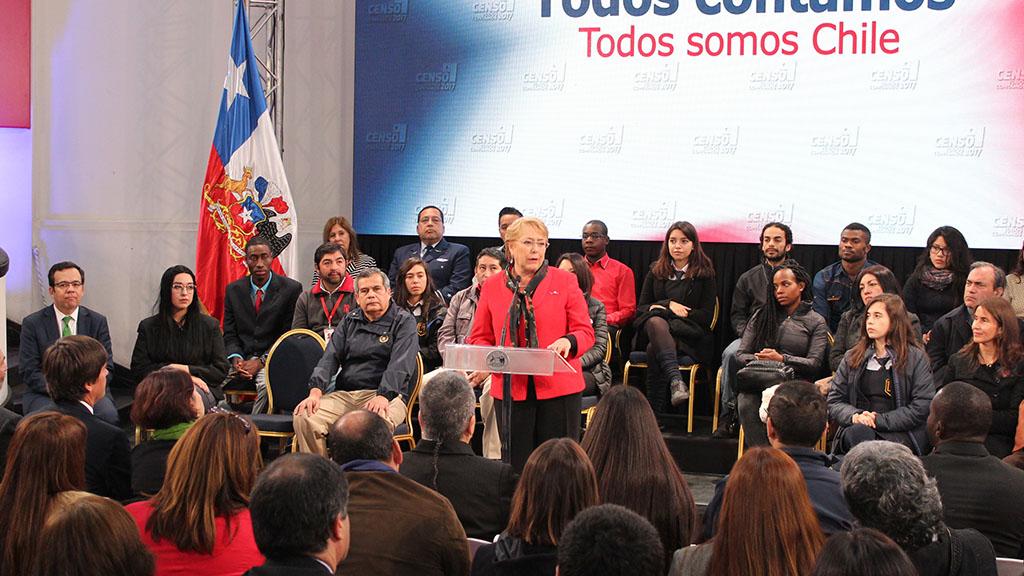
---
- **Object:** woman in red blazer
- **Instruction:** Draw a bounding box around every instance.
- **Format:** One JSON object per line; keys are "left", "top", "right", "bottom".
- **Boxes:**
{"left": 468, "top": 217, "right": 595, "bottom": 471}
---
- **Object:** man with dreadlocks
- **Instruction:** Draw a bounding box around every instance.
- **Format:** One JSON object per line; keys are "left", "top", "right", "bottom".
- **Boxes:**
{"left": 399, "top": 371, "right": 517, "bottom": 540}
{"left": 735, "top": 260, "right": 830, "bottom": 448}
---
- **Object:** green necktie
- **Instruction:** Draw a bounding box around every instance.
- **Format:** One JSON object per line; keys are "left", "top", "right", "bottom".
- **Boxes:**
{"left": 61, "top": 315, "right": 73, "bottom": 337}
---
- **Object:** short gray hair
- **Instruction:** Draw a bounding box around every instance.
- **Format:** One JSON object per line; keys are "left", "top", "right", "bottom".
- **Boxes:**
{"left": 419, "top": 371, "right": 475, "bottom": 444}
{"left": 840, "top": 441, "right": 944, "bottom": 550}
{"left": 354, "top": 267, "right": 390, "bottom": 291}
{"left": 970, "top": 261, "right": 1007, "bottom": 290}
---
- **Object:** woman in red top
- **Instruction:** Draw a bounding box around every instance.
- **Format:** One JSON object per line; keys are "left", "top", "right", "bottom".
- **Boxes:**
{"left": 468, "top": 217, "right": 595, "bottom": 471}
{"left": 126, "top": 411, "right": 264, "bottom": 576}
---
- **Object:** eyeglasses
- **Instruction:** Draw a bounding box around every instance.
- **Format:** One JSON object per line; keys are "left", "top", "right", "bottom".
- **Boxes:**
{"left": 518, "top": 239, "right": 549, "bottom": 251}
{"left": 53, "top": 281, "right": 84, "bottom": 290}
{"left": 418, "top": 216, "right": 442, "bottom": 224}
{"left": 209, "top": 406, "right": 252, "bottom": 434}
{"left": 581, "top": 233, "right": 606, "bottom": 240}
{"left": 172, "top": 283, "right": 196, "bottom": 293}
{"left": 929, "top": 245, "right": 951, "bottom": 256}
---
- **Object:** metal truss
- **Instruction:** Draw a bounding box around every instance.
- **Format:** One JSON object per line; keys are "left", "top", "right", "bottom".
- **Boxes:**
{"left": 241, "top": 0, "right": 285, "bottom": 155}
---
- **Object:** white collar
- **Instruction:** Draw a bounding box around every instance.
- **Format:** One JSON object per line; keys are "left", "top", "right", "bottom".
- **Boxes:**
{"left": 54, "top": 305, "right": 80, "bottom": 334}
{"left": 313, "top": 558, "right": 333, "bottom": 574}
{"left": 78, "top": 400, "right": 95, "bottom": 415}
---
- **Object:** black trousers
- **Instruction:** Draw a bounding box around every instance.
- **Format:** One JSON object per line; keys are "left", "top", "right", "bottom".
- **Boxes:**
{"left": 496, "top": 379, "right": 582, "bottom": 472}
{"left": 737, "top": 391, "right": 770, "bottom": 449}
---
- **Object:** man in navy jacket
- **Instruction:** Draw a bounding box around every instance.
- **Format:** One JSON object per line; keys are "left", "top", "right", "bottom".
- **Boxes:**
{"left": 388, "top": 206, "right": 471, "bottom": 303}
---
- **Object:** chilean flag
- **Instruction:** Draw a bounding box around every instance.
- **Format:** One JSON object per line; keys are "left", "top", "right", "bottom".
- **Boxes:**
{"left": 196, "top": 0, "right": 297, "bottom": 321}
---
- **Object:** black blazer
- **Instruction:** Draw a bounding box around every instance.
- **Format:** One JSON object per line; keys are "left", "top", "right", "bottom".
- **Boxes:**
{"left": 19, "top": 305, "right": 115, "bottom": 396}
{"left": 244, "top": 556, "right": 334, "bottom": 576}
{"left": 388, "top": 238, "right": 472, "bottom": 302}
{"left": 223, "top": 273, "right": 303, "bottom": 359}
{"left": 130, "top": 313, "right": 230, "bottom": 388}
{"left": 929, "top": 305, "right": 1024, "bottom": 383}
{"left": 57, "top": 400, "right": 131, "bottom": 500}
{"left": 130, "top": 439, "right": 176, "bottom": 497}
{"left": 399, "top": 440, "right": 517, "bottom": 540}
{"left": 923, "top": 441, "right": 1024, "bottom": 559}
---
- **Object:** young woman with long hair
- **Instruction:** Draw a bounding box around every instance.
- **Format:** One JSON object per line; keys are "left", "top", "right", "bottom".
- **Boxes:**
{"left": 902, "top": 226, "right": 972, "bottom": 333}
{"left": 394, "top": 257, "right": 447, "bottom": 371}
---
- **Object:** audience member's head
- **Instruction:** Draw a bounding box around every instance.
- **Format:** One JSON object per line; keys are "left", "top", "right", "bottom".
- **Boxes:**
{"left": 353, "top": 268, "right": 392, "bottom": 320}
{"left": 556, "top": 252, "right": 595, "bottom": 297}
{"left": 852, "top": 265, "right": 902, "bottom": 314}
{"left": 961, "top": 296, "right": 1024, "bottom": 372}
{"left": 839, "top": 222, "right": 872, "bottom": 263}
{"left": 749, "top": 260, "right": 812, "bottom": 351}
{"left": 250, "top": 454, "right": 350, "bottom": 570}
{"left": 417, "top": 205, "right": 445, "bottom": 244}
{"left": 474, "top": 247, "right": 506, "bottom": 285}
{"left": 766, "top": 380, "right": 827, "bottom": 448}
{"left": 557, "top": 504, "right": 663, "bottom": 576}
{"left": 48, "top": 261, "right": 86, "bottom": 315}
{"left": 506, "top": 438, "right": 599, "bottom": 547}
{"left": 964, "top": 261, "right": 1006, "bottom": 311}
{"left": 581, "top": 220, "right": 609, "bottom": 261}
{"left": 927, "top": 381, "right": 992, "bottom": 446}
{"left": 916, "top": 225, "right": 971, "bottom": 278}
{"left": 146, "top": 411, "right": 261, "bottom": 554}
{"left": 841, "top": 441, "right": 944, "bottom": 550}
{"left": 314, "top": 242, "right": 348, "bottom": 289}
{"left": 157, "top": 265, "right": 201, "bottom": 323}
{"left": 395, "top": 257, "right": 442, "bottom": 312}
{"left": 811, "top": 528, "right": 917, "bottom": 576}
{"left": 244, "top": 236, "right": 274, "bottom": 285}
{"left": 849, "top": 294, "right": 919, "bottom": 373}
{"left": 34, "top": 494, "right": 155, "bottom": 576}
{"left": 0, "top": 413, "right": 87, "bottom": 576}
{"left": 130, "top": 367, "right": 203, "bottom": 430}
{"left": 418, "top": 371, "right": 475, "bottom": 446}
{"left": 710, "top": 447, "right": 824, "bottom": 576}
{"left": 42, "top": 335, "right": 108, "bottom": 405}
{"left": 581, "top": 386, "right": 696, "bottom": 562}
{"left": 329, "top": 410, "right": 400, "bottom": 469}
{"left": 652, "top": 221, "right": 715, "bottom": 281}
{"left": 497, "top": 207, "right": 522, "bottom": 241}
{"left": 760, "top": 222, "right": 793, "bottom": 264}
{"left": 322, "top": 216, "right": 364, "bottom": 261}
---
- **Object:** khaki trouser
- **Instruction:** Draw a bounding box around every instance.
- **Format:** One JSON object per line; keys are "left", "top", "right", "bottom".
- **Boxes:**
{"left": 421, "top": 369, "right": 501, "bottom": 459}
{"left": 293, "top": 389, "right": 406, "bottom": 456}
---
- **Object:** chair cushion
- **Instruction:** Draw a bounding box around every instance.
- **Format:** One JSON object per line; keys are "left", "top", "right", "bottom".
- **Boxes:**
{"left": 581, "top": 395, "right": 599, "bottom": 410}
{"left": 627, "top": 351, "right": 697, "bottom": 367}
{"left": 251, "top": 413, "right": 294, "bottom": 433}
{"left": 394, "top": 422, "right": 410, "bottom": 437}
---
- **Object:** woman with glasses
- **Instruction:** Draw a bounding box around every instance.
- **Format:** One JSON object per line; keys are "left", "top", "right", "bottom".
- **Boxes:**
{"left": 469, "top": 217, "right": 596, "bottom": 472}
{"left": 131, "top": 265, "right": 229, "bottom": 407}
{"left": 903, "top": 227, "right": 972, "bottom": 334}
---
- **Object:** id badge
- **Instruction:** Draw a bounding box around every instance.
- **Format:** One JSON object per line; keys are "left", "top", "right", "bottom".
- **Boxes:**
{"left": 324, "top": 327, "right": 334, "bottom": 342}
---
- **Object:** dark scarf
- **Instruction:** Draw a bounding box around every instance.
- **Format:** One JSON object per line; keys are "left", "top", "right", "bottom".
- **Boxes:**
{"left": 503, "top": 262, "right": 548, "bottom": 349}
{"left": 920, "top": 265, "right": 954, "bottom": 291}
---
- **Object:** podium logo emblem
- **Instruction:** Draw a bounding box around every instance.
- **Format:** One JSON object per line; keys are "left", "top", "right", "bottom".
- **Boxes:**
{"left": 486, "top": 350, "right": 509, "bottom": 372}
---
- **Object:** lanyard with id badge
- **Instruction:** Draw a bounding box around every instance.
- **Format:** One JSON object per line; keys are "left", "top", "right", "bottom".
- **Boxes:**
{"left": 321, "top": 294, "right": 348, "bottom": 342}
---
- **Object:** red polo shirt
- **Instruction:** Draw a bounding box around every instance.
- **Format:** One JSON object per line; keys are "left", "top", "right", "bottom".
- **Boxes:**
{"left": 588, "top": 253, "right": 636, "bottom": 327}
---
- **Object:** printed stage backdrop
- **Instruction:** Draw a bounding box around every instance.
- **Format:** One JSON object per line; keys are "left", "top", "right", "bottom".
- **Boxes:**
{"left": 354, "top": 0, "right": 1024, "bottom": 248}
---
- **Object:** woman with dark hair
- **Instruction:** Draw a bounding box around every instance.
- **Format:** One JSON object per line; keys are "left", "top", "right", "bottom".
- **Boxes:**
{"left": 395, "top": 257, "right": 447, "bottom": 372}
{"left": 131, "top": 265, "right": 229, "bottom": 404}
{"left": 828, "top": 294, "right": 936, "bottom": 455}
{"left": 557, "top": 252, "right": 611, "bottom": 396}
{"left": 944, "top": 296, "right": 1024, "bottom": 457}
{"left": 582, "top": 385, "right": 696, "bottom": 570}
{"left": 670, "top": 447, "right": 824, "bottom": 576}
{"left": 811, "top": 528, "right": 917, "bottom": 576}
{"left": 126, "top": 412, "right": 264, "bottom": 575}
{"left": 903, "top": 226, "right": 972, "bottom": 333}
{"left": 831, "top": 265, "right": 922, "bottom": 372}
{"left": 736, "top": 260, "right": 829, "bottom": 446}
{"left": 1006, "top": 240, "right": 1024, "bottom": 318}
{"left": 0, "top": 412, "right": 89, "bottom": 576}
{"left": 471, "top": 438, "right": 599, "bottom": 576}
{"left": 130, "top": 367, "right": 205, "bottom": 496}
{"left": 634, "top": 221, "right": 717, "bottom": 412}
{"left": 323, "top": 215, "right": 377, "bottom": 277}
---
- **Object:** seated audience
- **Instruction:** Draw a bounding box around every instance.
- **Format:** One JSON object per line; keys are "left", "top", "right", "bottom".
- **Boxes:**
{"left": 737, "top": 260, "right": 828, "bottom": 447}
{"left": 0, "top": 412, "right": 89, "bottom": 576}
{"left": 130, "top": 367, "right": 204, "bottom": 496}
{"left": 399, "top": 371, "right": 516, "bottom": 540}
{"left": 670, "top": 447, "right": 824, "bottom": 576}
{"left": 388, "top": 205, "right": 471, "bottom": 302}
{"left": 42, "top": 335, "right": 131, "bottom": 499}
{"left": 812, "top": 223, "right": 876, "bottom": 333}
{"left": 323, "top": 216, "right": 377, "bottom": 277}
{"left": 131, "top": 265, "right": 228, "bottom": 405}
{"left": 472, "top": 438, "right": 599, "bottom": 576}
{"left": 437, "top": 246, "right": 506, "bottom": 459}
{"left": 581, "top": 385, "right": 696, "bottom": 570}
{"left": 557, "top": 252, "right": 612, "bottom": 396}
{"left": 126, "top": 411, "right": 264, "bottom": 576}
{"left": 580, "top": 220, "right": 636, "bottom": 330}
{"left": 634, "top": 221, "right": 717, "bottom": 411}
{"left": 246, "top": 454, "right": 351, "bottom": 576}
{"left": 223, "top": 237, "right": 303, "bottom": 413}
{"left": 811, "top": 528, "right": 917, "bottom": 576}
{"left": 830, "top": 265, "right": 922, "bottom": 373}
{"left": 395, "top": 257, "right": 447, "bottom": 372}
{"left": 927, "top": 261, "right": 1011, "bottom": 383}
{"left": 1008, "top": 241, "right": 1024, "bottom": 317}
{"left": 293, "top": 268, "right": 418, "bottom": 456}
{"left": 292, "top": 242, "right": 355, "bottom": 337}
{"left": 0, "top": 352, "right": 20, "bottom": 470}
{"left": 558, "top": 504, "right": 664, "bottom": 576}
{"left": 703, "top": 381, "right": 853, "bottom": 541}
{"left": 828, "top": 294, "right": 935, "bottom": 455}
{"left": 903, "top": 226, "right": 972, "bottom": 333}
{"left": 329, "top": 410, "right": 470, "bottom": 576}
{"left": 35, "top": 494, "right": 155, "bottom": 576}
{"left": 717, "top": 222, "right": 793, "bottom": 438}
{"left": 841, "top": 441, "right": 997, "bottom": 575}
{"left": 943, "top": 296, "right": 1024, "bottom": 457}
{"left": 20, "top": 261, "right": 118, "bottom": 423}
{"left": 494, "top": 206, "right": 523, "bottom": 253}
{"left": 922, "top": 382, "right": 1024, "bottom": 559}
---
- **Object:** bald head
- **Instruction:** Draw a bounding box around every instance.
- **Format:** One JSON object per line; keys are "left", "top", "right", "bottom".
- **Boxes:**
{"left": 927, "top": 382, "right": 992, "bottom": 445}
{"left": 328, "top": 410, "right": 396, "bottom": 467}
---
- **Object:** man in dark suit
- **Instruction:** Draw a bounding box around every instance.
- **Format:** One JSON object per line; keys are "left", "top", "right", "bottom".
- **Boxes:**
{"left": 387, "top": 205, "right": 471, "bottom": 303}
{"left": 399, "top": 371, "right": 516, "bottom": 540}
{"left": 223, "top": 237, "right": 303, "bottom": 413}
{"left": 43, "top": 335, "right": 131, "bottom": 500}
{"left": 246, "top": 454, "right": 351, "bottom": 576}
{"left": 19, "top": 261, "right": 118, "bottom": 424}
{"left": 923, "top": 381, "right": 1024, "bottom": 559}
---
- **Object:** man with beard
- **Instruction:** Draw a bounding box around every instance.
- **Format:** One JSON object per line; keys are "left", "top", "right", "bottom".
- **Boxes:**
{"left": 812, "top": 223, "right": 876, "bottom": 333}
{"left": 293, "top": 243, "right": 356, "bottom": 339}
